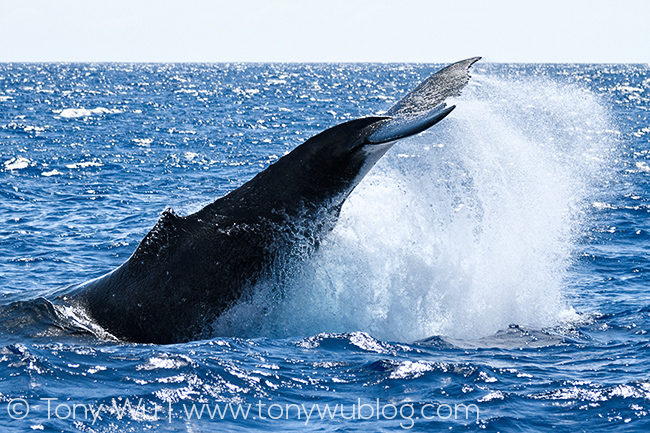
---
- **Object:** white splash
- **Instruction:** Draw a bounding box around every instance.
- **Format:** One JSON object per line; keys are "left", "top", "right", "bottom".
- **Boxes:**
{"left": 216, "top": 72, "right": 614, "bottom": 342}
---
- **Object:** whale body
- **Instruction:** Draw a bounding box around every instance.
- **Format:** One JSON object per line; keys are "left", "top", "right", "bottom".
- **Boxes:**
{"left": 61, "top": 57, "right": 480, "bottom": 344}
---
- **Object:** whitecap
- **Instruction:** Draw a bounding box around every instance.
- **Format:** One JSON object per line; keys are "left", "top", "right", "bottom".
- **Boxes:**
{"left": 41, "top": 169, "right": 63, "bottom": 177}
{"left": 65, "top": 161, "right": 103, "bottom": 169}
{"left": 388, "top": 361, "right": 436, "bottom": 379}
{"left": 87, "top": 365, "right": 107, "bottom": 374}
{"left": 3, "top": 156, "right": 32, "bottom": 170}
{"left": 348, "top": 332, "right": 393, "bottom": 353}
{"left": 55, "top": 107, "right": 122, "bottom": 118}
{"left": 478, "top": 391, "right": 505, "bottom": 402}
{"left": 23, "top": 125, "right": 45, "bottom": 133}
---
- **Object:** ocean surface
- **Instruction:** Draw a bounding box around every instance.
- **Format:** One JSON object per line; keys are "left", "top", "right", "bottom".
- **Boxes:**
{"left": 0, "top": 62, "right": 648, "bottom": 432}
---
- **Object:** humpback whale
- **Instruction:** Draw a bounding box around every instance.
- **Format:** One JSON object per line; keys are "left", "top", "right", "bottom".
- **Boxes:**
{"left": 60, "top": 57, "right": 480, "bottom": 344}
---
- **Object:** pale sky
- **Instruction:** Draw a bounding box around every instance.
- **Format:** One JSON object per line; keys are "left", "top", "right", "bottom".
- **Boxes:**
{"left": 1, "top": 0, "right": 648, "bottom": 63}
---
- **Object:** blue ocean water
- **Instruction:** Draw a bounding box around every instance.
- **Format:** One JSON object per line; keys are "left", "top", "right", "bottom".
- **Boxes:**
{"left": 0, "top": 62, "right": 648, "bottom": 432}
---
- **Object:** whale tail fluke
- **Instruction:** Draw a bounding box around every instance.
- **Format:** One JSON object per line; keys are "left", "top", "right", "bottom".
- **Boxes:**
{"left": 386, "top": 56, "right": 481, "bottom": 118}
{"left": 368, "top": 56, "right": 480, "bottom": 144}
